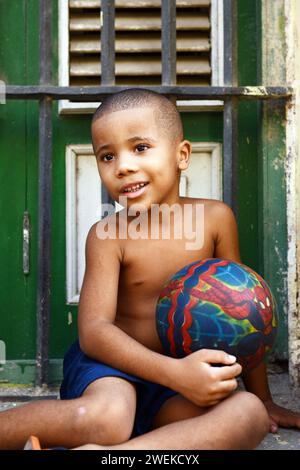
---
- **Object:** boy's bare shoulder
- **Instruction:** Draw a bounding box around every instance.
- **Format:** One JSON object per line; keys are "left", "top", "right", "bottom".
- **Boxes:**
{"left": 181, "top": 197, "right": 234, "bottom": 217}
{"left": 85, "top": 215, "right": 123, "bottom": 260}
{"left": 187, "top": 198, "right": 239, "bottom": 259}
{"left": 201, "top": 198, "right": 234, "bottom": 218}
{"left": 181, "top": 197, "right": 236, "bottom": 237}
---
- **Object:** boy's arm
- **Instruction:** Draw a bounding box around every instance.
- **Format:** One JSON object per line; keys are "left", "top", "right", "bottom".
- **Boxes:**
{"left": 212, "top": 201, "right": 300, "bottom": 431}
{"left": 212, "top": 202, "right": 241, "bottom": 262}
{"left": 78, "top": 221, "right": 171, "bottom": 387}
{"left": 78, "top": 221, "right": 241, "bottom": 408}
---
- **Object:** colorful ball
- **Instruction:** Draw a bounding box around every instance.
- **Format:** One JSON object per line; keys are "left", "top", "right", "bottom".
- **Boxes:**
{"left": 156, "top": 258, "right": 277, "bottom": 373}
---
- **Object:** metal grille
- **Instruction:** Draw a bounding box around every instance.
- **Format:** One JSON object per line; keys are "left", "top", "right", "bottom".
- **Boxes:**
{"left": 5, "top": 0, "right": 292, "bottom": 386}
{"left": 69, "top": 0, "right": 211, "bottom": 86}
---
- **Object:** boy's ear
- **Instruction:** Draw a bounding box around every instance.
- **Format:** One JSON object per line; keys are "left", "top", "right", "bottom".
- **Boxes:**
{"left": 177, "top": 140, "right": 191, "bottom": 170}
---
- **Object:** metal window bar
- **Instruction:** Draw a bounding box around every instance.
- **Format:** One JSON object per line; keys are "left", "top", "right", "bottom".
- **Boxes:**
{"left": 162, "top": 0, "right": 177, "bottom": 85}
{"left": 6, "top": 85, "right": 291, "bottom": 101}
{"left": 223, "top": 0, "right": 238, "bottom": 212}
{"left": 100, "top": 0, "right": 115, "bottom": 205}
{"left": 4, "top": 0, "right": 292, "bottom": 386}
{"left": 36, "top": 0, "right": 53, "bottom": 387}
{"left": 101, "top": 0, "right": 115, "bottom": 86}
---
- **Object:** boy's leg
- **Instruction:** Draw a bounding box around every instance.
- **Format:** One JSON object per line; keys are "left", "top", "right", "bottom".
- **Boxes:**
{"left": 75, "top": 391, "right": 269, "bottom": 450}
{"left": 0, "top": 377, "right": 136, "bottom": 450}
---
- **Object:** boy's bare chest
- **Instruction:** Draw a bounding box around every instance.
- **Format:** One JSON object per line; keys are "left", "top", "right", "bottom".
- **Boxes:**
{"left": 119, "top": 236, "right": 215, "bottom": 297}
{"left": 115, "top": 236, "right": 215, "bottom": 348}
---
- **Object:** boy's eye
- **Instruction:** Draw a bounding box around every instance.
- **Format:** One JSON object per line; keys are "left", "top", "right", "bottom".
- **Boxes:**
{"left": 102, "top": 154, "right": 114, "bottom": 162}
{"left": 136, "top": 144, "right": 149, "bottom": 152}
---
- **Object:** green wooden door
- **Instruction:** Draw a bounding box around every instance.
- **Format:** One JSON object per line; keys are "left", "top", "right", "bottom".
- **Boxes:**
{"left": 0, "top": 0, "right": 287, "bottom": 385}
{"left": 0, "top": 1, "right": 37, "bottom": 383}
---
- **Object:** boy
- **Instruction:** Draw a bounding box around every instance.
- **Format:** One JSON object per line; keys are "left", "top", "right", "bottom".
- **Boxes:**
{"left": 0, "top": 89, "right": 299, "bottom": 450}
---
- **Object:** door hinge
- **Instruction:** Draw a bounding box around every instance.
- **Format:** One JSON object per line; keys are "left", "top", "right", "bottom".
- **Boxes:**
{"left": 23, "top": 211, "right": 30, "bottom": 275}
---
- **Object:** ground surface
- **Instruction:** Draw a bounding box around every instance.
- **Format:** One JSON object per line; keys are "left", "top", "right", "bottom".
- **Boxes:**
{"left": 0, "top": 365, "right": 299, "bottom": 450}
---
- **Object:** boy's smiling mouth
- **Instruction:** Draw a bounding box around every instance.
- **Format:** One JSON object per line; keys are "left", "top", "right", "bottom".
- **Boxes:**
{"left": 121, "top": 181, "right": 149, "bottom": 198}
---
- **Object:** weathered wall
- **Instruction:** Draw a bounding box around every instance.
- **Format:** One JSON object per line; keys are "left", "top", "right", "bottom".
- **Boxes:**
{"left": 263, "top": 0, "right": 300, "bottom": 387}
{"left": 261, "top": 0, "right": 289, "bottom": 360}
{"left": 285, "top": 0, "right": 300, "bottom": 387}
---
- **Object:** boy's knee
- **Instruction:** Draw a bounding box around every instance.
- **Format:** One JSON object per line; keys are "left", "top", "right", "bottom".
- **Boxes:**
{"left": 234, "top": 391, "right": 269, "bottom": 434}
{"left": 72, "top": 397, "right": 135, "bottom": 445}
{"left": 100, "top": 399, "right": 135, "bottom": 444}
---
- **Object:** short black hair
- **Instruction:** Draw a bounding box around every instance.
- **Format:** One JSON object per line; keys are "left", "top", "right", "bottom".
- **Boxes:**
{"left": 92, "top": 88, "right": 183, "bottom": 143}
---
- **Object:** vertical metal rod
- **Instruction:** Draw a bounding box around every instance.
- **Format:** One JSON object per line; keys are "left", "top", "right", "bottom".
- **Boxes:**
{"left": 223, "top": 0, "right": 238, "bottom": 213}
{"left": 223, "top": 98, "right": 238, "bottom": 211}
{"left": 101, "top": 0, "right": 115, "bottom": 85}
{"left": 223, "top": 0, "right": 237, "bottom": 86}
{"left": 36, "top": 0, "right": 53, "bottom": 386}
{"left": 161, "top": 0, "right": 176, "bottom": 85}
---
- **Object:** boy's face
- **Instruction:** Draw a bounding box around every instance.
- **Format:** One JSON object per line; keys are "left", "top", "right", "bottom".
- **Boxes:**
{"left": 92, "top": 106, "right": 190, "bottom": 210}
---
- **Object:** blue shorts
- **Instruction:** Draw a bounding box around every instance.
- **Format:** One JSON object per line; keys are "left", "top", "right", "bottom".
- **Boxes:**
{"left": 60, "top": 340, "right": 177, "bottom": 437}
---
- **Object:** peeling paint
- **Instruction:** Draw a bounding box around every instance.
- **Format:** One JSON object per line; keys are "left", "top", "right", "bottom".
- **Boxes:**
{"left": 285, "top": 0, "right": 300, "bottom": 387}
{"left": 272, "top": 158, "right": 282, "bottom": 171}
{"left": 241, "top": 86, "right": 269, "bottom": 97}
{"left": 261, "top": 0, "right": 290, "bottom": 363}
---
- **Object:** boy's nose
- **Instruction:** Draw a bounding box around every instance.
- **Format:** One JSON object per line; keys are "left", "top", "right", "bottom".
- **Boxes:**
{"left": 115, "top": 154, "right": 139, "bottom": 177}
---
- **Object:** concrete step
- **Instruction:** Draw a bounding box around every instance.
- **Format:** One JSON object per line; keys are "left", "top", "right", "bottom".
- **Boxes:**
{"left": 0, "top": 370, "right": 299, "bottom": 450}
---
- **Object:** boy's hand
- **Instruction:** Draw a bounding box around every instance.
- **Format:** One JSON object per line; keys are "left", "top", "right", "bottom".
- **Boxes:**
{"left": 170, "top": 349, "right": 242, "bottom": 407}
{"left": 263, "top": 399, "right": 300, "bottom": 433}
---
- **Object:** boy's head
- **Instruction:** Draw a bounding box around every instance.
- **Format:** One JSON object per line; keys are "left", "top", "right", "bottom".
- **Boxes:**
{"left": 91, "top": 88, "right": 191, "bottom": 208}
{"left": 92, "top": 88, "right": 183, "bottom": 144}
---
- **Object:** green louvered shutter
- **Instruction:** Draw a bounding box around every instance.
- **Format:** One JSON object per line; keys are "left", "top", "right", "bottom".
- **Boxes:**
{"left": 69, "top": 0, "right": 211, "bottom": 86}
